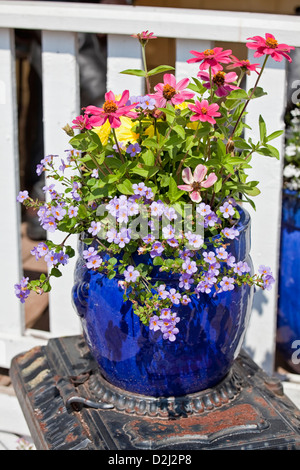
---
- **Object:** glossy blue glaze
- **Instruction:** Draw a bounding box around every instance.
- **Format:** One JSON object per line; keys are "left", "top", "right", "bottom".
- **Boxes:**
{"left": 277, "top": 190, "right": 300, "bottom": 371}
{"left": 72, "top": 206, "right": 254, "bottom": 397}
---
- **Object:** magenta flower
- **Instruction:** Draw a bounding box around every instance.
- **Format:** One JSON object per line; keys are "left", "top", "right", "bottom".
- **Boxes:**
{"left": 198, "top": 70, "right": 239, "bottom": 97}
{"left": 188, "top": 99, "right": 221, "bottom": 125}
{"left": 131, "top": 31, "right": 157, "bottom": 44}
{"left": 187, "top": 47, "right": 232, "bottom": 74}
{"left": 246, "top": 33, "right": 294, "bottom": 63}
{"left": 71, "top": 114, "right": 93, "bottom": 130}
{"left": 227, "top": 56, "right": 261, "bottom": 74}
{"left": 85, "top": 90, "right": 138, "bottom": 129}
{"left": 178, "top": 164, "right": 217, "bottom": 203}
{"left": 150, "top": 73, "right": 194, "bottom": 108}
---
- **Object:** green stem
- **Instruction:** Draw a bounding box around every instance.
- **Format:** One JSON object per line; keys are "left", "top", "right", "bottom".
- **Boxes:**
{"left": 236, "top": 69, "right": 247, "bottom": 87}
{"left": 176, "top": 122, "right": 200, "bottom": 180}
{"left": 209, "top": 66, "right": 213, "bottom": 102}
{"left": 89, "top": 153, "right": 109, "bottom": 176}
{"left": 141, "top": 44, "right": 151, "bottom": 95}
{"left": 112, "top": 128, "right": 124, "bottom": 163}
{"left": 228, "top": 55, "right": 269, "bottom": 141}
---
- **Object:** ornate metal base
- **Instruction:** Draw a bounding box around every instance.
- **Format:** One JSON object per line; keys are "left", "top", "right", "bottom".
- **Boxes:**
{"left": 88, "top": 367, "right": 244, "bottom": 419}
{"left": 10, "top": 335, "right": 300, "bottom": 450}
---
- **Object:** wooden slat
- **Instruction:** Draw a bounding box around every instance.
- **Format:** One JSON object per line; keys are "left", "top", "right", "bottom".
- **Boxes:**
{"left": 0, "top": 28, "right": 23, "bottom": 339}
{"left": 41, "top": 30, "right": 81, "bottom": 336}
{"left": 0, "top": 2, "right": 295, "bottom": 375}
{"left": 243, "top": 50, "right": 287, "bottom": 374}
{"left": 175, "top": 38, "right": 213, "bottom": 82}
{"left": 107, "top": 34, "right": 143, "bottom": 96}
{"left": 0, "top": 2, "right": 300, "bottom": 46}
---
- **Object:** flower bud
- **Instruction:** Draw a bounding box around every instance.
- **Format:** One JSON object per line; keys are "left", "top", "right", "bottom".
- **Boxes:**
{"left": 62, "top": 124, "right": 74, "bottom": 137}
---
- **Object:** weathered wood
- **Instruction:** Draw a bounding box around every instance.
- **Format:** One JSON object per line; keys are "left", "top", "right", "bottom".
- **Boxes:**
{"left": 175, "top": 39, "right": 213, "bottom": 82}
{"left": 0, "top": 28, "right": 23, "bottom": 341}
{"left": 243, "top": 50, "right": 287, "bottom": 374}
{"left": 0, "top": 1, "right": 297, "bottom": 374}
{"left": 0, "top": 2, "right": 300, "bottom": 46}
{"left": 107, "top": 34, "right": 143, "bottom": 95}
{"left": 41, "top": 30, "right": 81, "bottom": 336}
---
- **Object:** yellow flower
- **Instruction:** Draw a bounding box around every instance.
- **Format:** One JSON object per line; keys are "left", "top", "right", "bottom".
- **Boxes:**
{"left": 93, "top": 116, "right": 139, "bottom": 145}
{"left": 115, "top": 117, "right": 139, "bottom": 143}
{"left": 93, "top": 119, "right": 111, "bottom": 146}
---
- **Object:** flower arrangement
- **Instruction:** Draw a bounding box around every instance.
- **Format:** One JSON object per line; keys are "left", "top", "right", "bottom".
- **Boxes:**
{"left": 15, "top": 31, "right": 294, "bottom": 342}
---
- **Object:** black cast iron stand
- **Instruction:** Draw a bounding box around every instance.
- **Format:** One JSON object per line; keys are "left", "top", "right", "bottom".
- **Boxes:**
{"left": 10, "top": 335, "right": 300, "bottom": 450}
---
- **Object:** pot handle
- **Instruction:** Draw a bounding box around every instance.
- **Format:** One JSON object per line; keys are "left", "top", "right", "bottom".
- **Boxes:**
{"left": 72, "top": 281, "right": 89, "bottom": 318}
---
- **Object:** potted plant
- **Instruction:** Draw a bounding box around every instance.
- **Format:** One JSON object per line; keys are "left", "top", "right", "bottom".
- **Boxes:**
{"left": 15, "top": 32, "right": 294, "bottom": 397}
{"left": 277, "top": 103, "right": 300, "bottom": 373}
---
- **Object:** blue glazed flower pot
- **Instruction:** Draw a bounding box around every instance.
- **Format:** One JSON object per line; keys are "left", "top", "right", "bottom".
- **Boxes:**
{"left": 72, "top": 207, "right": 254, "bottom": 397}
{"left": 277, "top": 190, "right": 300, "bottom": 372}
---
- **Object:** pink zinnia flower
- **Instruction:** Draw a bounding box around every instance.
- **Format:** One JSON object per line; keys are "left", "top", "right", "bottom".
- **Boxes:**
{"left": 150, "top": 73, "right": 194, "bottom": 108}
{"left": 198, "top": 70, "right": 239, "bottom": 97}
{"left": 188, "top": 99, "right": 221, "bottom": 125}
{"left": 178, "top": 164, "right": 217, "bottom": 203}
{"left": 227, "top": 56, "right": 260, "bottom": 75}
{"left": 84, "top": 90, "right": 137, "bottom": 129}
{"left": 246, "top": 33, "right": 294, "bottom": 63}
{"left": 187, "top": 47, "right": 232, "bottom": 74}
{"left": 72, "top": 114, "right": 93, "bottom": 130}
{"left": 131, "top": 31, "right": 157, "bottom": 41}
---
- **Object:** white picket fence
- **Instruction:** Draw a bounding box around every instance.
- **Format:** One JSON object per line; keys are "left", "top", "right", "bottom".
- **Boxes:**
{"left": 0, "top": 1, "right": 300, "bottom": 375}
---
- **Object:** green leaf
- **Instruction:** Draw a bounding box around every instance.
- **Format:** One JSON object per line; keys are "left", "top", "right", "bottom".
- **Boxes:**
{"left": 217, "top": 139, "right": 226, "bottom": 159}
{"left": 234, "top": 139, "right": 252, "bottom": 150}
{"left": 141, "top": 149, "right": 155, "bottom": 166}
{"left": 164, "top": 134, "right": 183, "bottom": 149}
{"left": 120, "top": 68, "right": 146, "bottom": 77}
{"left": 188, "top": 77, "right": 206, "bottom": 94}
{"left": 42, "top": 281, "right": 52, "bottom": 293}
{"left": 256, "top": 145, "right": 280, "bottom": 159}
{"left": 160, "top": 174, "right": 170, "bottom": 187}
{"left": 88, "top": 130, "right": 103, "bottom": 149}
{"left": 142, "top": 137, "right": 160, "bottom": 149}
{"left": 117, "top": 179, "right": 134, "bottom": 195}
{"left": 266, "top": 130, "right": 284, "bottom": 142}
{"left": 50, "top": 267, "right": 62, "bottom": 278}
{"left": 173, "top": 125, "right": 185, "bottom": 140}
{"left": 147, "top": 65, "right": 175, "bottom": 76}
{"left": 65, "top": 246, "right": 75, "bottom": 258}
{"left": 153, "top": 256, "right": 164, "bottom": 266}
{"left": 82, "top": 238, "right": 94, "bottom": 245}
{"left": 168, "top": 176, "right": 185, "bottom": 203}
{"left": 78, "top": 204, "right": 88, "bottom": 218}
{"left": 244, "top": 186, "right": 261, "bottom": 196}
{"left": 68, "top": 133, "right": 87, "bottom": 150}
{"left": 259, "top": 115, "right": 267, "bottom": 143}
{"left": 227, "top": 89, "right": 249, "bottom": 100}
{"left": 249, "top": 86, "right": 267, "bottom": 99}
{"left": 95, "top": 152, "right": 105, "bottom": 165}
{"left": 184, "top": 134, "right": 196, "bottom": 152}
{"left": 130, "top": 165, "right": 160, "bottom": 179}
{"left": 214, "top": 178, "right": 223, "bottom": 193}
